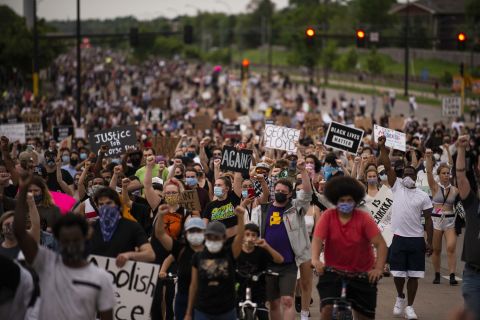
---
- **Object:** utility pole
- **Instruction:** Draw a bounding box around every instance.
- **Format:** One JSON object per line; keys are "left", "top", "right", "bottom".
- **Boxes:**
{"left": 404, "top": 0, "right": 410, "bottom": 97}
{"left": 76, "top": 0, "right": 81, "bottom": 123}
{"left": 32, "top": 0, "right": 39, "bottom": 98}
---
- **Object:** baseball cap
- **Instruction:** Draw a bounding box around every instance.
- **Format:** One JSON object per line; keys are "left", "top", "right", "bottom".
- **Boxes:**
{"left": 204, "top": 221, "right": 226, "bottom": 237}
{"left": 152, "top": 177, "right": 163, "bottom": 185}
{"left": 184, "top": 217, "right": 206, "bottom": 231}
{"left": 256, "top": 162, "right": 270, "bottom": 171}
{"left": 377, "top": 165, "right": 386, "bottom": 174}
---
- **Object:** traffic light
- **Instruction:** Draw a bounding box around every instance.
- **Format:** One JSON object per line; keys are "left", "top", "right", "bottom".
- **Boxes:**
{"left": 305, "top": 27, "right": 315, "bottom": 46}
{"left": 241, "top": 59, "right": 249, "bottom": 80}
{"left": 356, "top": 29, "right": 366, "bottom": 47}
{"left": 184, "top": 25, "right": 194, "bottom": 44}
{"left": 457, "top": 32, "right": 467, "bottom": 51}
{"left": 129, "top": 27, "right": 139, "bottom": 47}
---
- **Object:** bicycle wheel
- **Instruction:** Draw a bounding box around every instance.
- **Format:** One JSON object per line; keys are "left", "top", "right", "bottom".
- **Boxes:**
{"left": 243, "top": 307, "right": 256, "bottom": 320}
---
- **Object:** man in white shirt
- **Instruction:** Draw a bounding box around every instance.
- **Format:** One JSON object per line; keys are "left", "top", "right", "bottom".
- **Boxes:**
{"left": 378, "top": 136, "right": 433, "bottom": 320}
{"left": 14, "top": 178, "right": 115, "bottom": 320}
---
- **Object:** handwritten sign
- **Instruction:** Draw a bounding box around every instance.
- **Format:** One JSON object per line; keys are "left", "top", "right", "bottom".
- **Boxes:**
{"left": 304, "top": 113, "right": 323, "bottom": 137}
{"left": 88, "top": 125, "right": 137, "bottom": 157}
{"left": 25, "top": 123, "right": 43, "bottom": 140}
{"left": 388, "top": 117, "right": 405, "bottom": 131}
{"left": 442, "top": 97, "right": 461, "bottom": 117}
{"left": 374, "top": 124, "right": 406, "bottom": 152}
{"left": 53, "top": 126, "right": 74, "bottom": 142}
{"left": 192, "top": 114, "right": 212, "bottom": 131}
{"left": 362, "top": 186, "right": 394, "bottom": 246}
{"left": 324, "top": 122, "right": 364, "bottom": 154}
{"left": 220, "top": 146, "right": 253, "bottom": 175}
{"left": 264, "top": 124, "right": 300, "bottom": 153}
{"left": 0, "top": 124, "right": 26, "bottom": 143}
{"left": 89, "top": 255, "right": 159, "bottom": 320}
{"left": 154, "top": 136, "right": 180, "bottom": 158}
{"left": 180, "top": 190, "right": 202, "bottom": 212}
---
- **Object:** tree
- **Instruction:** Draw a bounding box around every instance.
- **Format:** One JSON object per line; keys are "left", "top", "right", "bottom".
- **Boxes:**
{"left": 366, "top": 48, "right": 384, "bottom": 77}
{"left": 321, "top": 40, "right": 338, "bottom": 84}
{"left": 350, "top": 0, "right": 395, "bottom": 28}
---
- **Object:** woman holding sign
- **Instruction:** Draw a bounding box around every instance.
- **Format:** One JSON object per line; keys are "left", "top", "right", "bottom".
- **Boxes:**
{"left": 425, "top": 149, "right": 459, "bottom": 285}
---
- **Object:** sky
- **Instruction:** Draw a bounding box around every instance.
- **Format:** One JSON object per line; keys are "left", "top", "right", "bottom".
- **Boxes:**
{"left": 2, "top": 0, "right": 290, "bottom": 20}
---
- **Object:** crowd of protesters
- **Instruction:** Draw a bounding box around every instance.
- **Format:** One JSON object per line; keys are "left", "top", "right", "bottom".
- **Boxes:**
{"left": 0, "top": 47, "right": 479, "bottom": 320}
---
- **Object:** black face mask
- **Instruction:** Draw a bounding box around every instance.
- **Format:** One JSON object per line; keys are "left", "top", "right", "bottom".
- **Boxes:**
{"left": 174, "top": 174, "right": 184, "bottom": 181}
{"left": 70, "top": 158, "right": 79, "bottom": 166}
{"left": 274, "top": 192, "right": 288, "bottom": 203}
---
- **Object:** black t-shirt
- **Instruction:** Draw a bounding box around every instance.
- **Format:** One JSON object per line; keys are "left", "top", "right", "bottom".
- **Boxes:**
{"left": 171, "top": 240, "right": 196, "bottom": 294}
{"left": 0, "top": 242, "right": 20, "bottom": 259}
{"left": 236, "top": 247, "right": 272, "bottom": 303}
{"left": 192, "top": 246, "right": 236, "bottom": 314}
{"left": 89, "top": 219, "right": 148, "bottom": 258}
{"left": 130, "top": 198, "right": 153, "bottom": 236}
{"left": 46, "top": 169, "right": 74, "bottom": 192}
{"left": 202, "top": 191, "right": 240, "bottom": 229}
{"left": 460, "top": 192, "right": 480, "bottom": 266}
{"left": 38, "top": 206, "right": 62, "bottom": 230}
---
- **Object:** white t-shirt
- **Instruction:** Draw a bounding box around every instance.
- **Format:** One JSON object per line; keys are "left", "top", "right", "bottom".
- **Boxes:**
{"left": 0, "top": 263, "right": 34, "bottom": 320}
{"left": 391, "top": 178, "right": 432, "bottom": 237}
{"left": 32, "top": 246, "right": 114, "bottom": 320}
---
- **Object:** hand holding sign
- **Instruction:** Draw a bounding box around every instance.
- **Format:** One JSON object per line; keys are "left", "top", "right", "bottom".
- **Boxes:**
{"left": 377, "top": 136, "right": 387, "bottom": 150}
{"left": 113, "top": 165, "right": 122, "bottom": 175}
{"left": 116, "top": 252, "right": 131, "bottom": 268}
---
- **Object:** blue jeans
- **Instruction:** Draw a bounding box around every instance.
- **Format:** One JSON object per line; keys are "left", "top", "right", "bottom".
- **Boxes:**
{"left": 193, "top": 309, "right": 236, "bottom": 320}
{"left": 174, "top": 292, "right": 188, "bottom": 320}
{"left": 462, "top": 265, "right": 480, "bottom": 320}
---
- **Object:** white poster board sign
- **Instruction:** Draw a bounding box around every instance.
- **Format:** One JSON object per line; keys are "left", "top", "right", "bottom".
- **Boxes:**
{"left": 89, "top": 255, "right": 159, "bottom": 320}
{"left": 263, "top": 124, "right": 300, "bottom": 153}
{"left": 374, "top": 124, "right": 406, "bottom": 152}
{"left": 442, "top": 97, "right": 461, "bottom": 117}
{"left": 0, "top": 123, "right": 26, "bottom": 143}
{"left": 362, "top": 186, "right": 394, "bottom": 246}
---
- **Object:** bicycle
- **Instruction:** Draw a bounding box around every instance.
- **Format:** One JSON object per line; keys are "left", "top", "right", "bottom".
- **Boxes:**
{"left": 236, "top": 269, "right": 279, "bottom": 320}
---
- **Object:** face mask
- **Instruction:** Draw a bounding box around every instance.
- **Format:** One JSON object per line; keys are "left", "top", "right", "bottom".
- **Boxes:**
{"left": 164, "top": 194, "right": 180, "bottom": 205}
{"left": 34, "top": 194, "right": 43, "bottom": 204}
{"left": 111, "top": 158, "right": 121, "bottom": 165}
{"left": 379, "top": 174, "right": 387, "bottom": 181}
{"left": 205, "top": 240, "right": 223, "bottom": 253}
{"left": 98, "top": 205, "right": 121, "bottom": 242}
{"left": 80, "top": 153, "right": 87, "bottom": 160}
{"left": 241, "top": 190, "right": 249, "bottom": 198}
{"left": 186, "top": 152, "right": 196, "bottom": 159}
{"left": 337, "top": 202, "right": 355, "bottom": 214}
{"left": 186, "top": 232, "right": 205, "bottom": 246}
{"left": 174, "top": 174, "right": 184, "bottom": 181}
{"left": 2, "top": 224, "right": 14, "bottom": 240}
{"left": 367, "top": 178, "right": 377, "bottom": 185}
{"left": 46, "top": 159, "right": 55, "bottom": 167}
{"left": 306, "top": 163, "right": 314, "bottom": 171}
{"left": 274, "top": 192, "right": 288, "bottom": 203}
{"left": 323, "top": 166, "right": 335, "bottom": 181}
{"left": 402, "top": 176, "right": 416, "bottom": 188}
{"left": 60, "top": 242, "right": 85, "bottom": 263}
{"left": 185, "top": 177, "right": 198, "bottom": 187}
{"left": 62, "top": 155, "right": 70, "bottom": 163}
{"left": 70, "top": 158, "right": 78, "bottom": 166}
{"left": 131, "top": 190, "right": 141, "bottom": 197}
{"left": 296, "top": 189, "right": 305, "bottom": 199}
{"left": 214, "top": 186, "right": 224, "bottom": 198}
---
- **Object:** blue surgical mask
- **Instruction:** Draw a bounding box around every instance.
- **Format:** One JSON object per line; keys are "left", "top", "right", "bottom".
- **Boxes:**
{"left": 241, "top": 190, "right": 248, "bottom": 198}
{"left": 214, "top": 186, "right": 224, "bottom": 198}
{"left": 185, "top": 177, "right": 198, "bottom": 187}
{"left": 111, "top": 158, "right": 121, "bottom": 165}
{"left": 80, "top": 153, "right": 87, "bottom": 160}
{"left": 323, "top": 166, "right": 335, "bottom": 181}
{"left": 337, "top": 202, "right": 355, "bottom": 214}
{"left": 62, "top": 155, "right": 70, "bottom": 163}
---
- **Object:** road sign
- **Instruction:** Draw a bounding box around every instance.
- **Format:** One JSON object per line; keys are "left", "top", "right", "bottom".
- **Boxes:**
{"left": 370, "top": 32, "right": 379, "bottom": 43}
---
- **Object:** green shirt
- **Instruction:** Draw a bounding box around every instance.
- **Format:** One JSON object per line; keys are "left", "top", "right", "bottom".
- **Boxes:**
{"left": 135, "top": 165, "right": 160, "bottom": 184}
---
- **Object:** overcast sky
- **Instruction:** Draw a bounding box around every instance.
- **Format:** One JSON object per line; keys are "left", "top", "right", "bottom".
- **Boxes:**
{"left": 2, "top": 0, "right": 290, "bottom": 20}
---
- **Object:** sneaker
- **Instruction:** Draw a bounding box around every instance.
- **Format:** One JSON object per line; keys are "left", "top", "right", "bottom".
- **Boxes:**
{"left": 300, "top": 310, "right": 310, "bottom": 320}
{"left": 450, "top": 273, "right": 458, "bottom": 286}
{"left": 404, "top": 306, "right": 418, "bottom": 319}
{"left": 393, "top": 296, "right": 406, "bottom": 317}
{"left": 433, "top": 272, "right": 440, "bottom": 284}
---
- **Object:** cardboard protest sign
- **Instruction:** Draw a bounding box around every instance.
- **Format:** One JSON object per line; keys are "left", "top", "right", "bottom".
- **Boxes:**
{"left": 304, "top": 113, "right": 323, "bottom": 137}
{"left": 53, "top": 126, "right": 74, "bottom": 142}
{"left": 191, "top": 114, "right": 212, "bottom": 131}
{"left": 363, "top": 185, "right": 394, "bottom": 246}
{"left": 25, "top": 123, "right": 43, "bottom": 140}
{"left": 89, "top": 255, "right": 159, "bottom": 320}
{"left": 180, "top": 190, "right": 202, "bottom": 212}
{"left": 388, "top": 117, "right": 405, "bottom": 131}
{"left": 220, "top": 146, "right": 253, "bottom": 175}
{"left": 324, "top": 122, "right": 364, "bottom": 154}
{"left": 354, "top": 117, "right": 373, "bottom": 131}
{"left": 264, "top": 124, "right": 300, "bottom": 153}
{"left": 154, "top": 135, "right": 181, "bottom": 158}
{"left": 0, "top": 123, "right": 26, "bottom": 143}
{"left": 75, "top": 128, "right": 86, "bottom": 139}
{"left": 223, "top": 108, "right": 238, "bottom": 121}
{"left": 22, "top": 110, "right": 41, "bottom": 123}
{"left": 442, "top": 97, "right": 461, "bottom": 117}
{"left": 88, "top": 125, "right": 137, "bottom": 157}
{"left": 151, "top": 96, "right": 169, "bottom": 110}
{"left": 374, "top": 124, "right": 406, "bottom": 152}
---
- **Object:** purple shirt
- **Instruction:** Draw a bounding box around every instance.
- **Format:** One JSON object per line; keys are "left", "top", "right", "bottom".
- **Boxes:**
{"left": 264, "top": 205, "right": 295, "bottom": 264}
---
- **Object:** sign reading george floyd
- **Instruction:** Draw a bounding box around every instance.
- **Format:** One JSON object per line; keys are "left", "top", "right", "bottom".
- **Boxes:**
{"left": 89, "top": 255, "right": 159, "bottom": 320}
{"left": 88, "top": 125, "right": 137, "bottom": 157}
{"left": 324, "top": 122, "right": 364, "bottom": 154}
{"left": 263, "top": 124, "right": 300, "bottom": 153}
{"left": 220, "top": 146, "right": 253, "bottom": 175}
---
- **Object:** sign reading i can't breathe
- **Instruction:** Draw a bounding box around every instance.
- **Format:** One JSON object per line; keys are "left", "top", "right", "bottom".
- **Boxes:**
{"left": 88, "top": 125, "right": 137, "bottom": 157}
{"left": 220, "top": 146, "right": 253, "bottom": 175}
{"left": 324, "top": 122, "right": 364, "bottom": 154}
{"left": 263, "top": 124, "right": 300, "bottom": 153}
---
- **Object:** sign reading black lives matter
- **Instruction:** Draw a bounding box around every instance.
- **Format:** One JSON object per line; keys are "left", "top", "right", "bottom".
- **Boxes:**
{"left": 88, "top": 125, "right": 137, "bottom": 157}
{"left": 220, "top": 146, "right": 253, "bottom": 175}
{"left": 324, "top": 122, "right": 364, "bottom": 154}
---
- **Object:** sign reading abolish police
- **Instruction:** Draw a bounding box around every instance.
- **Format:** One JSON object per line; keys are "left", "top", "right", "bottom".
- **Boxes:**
{"left": 263, "top": 124, "right": 300, "bottom": 153}
{"left": 324, "top": 122, "right": 364, "bottom": 154}
{"left": 89, "top": 255, "right": 159, "bottom": 320}
{"left": 364, "top": 185, "right": 394, "bottom": 246}
{"left": 220, "top": 146, "right": 253, "bottom": 175}
{"left": 88, "top": 125, "right": 137, "bottom": 157}
{"left": 373, "top": 124, "right": 406, "bottom": 152}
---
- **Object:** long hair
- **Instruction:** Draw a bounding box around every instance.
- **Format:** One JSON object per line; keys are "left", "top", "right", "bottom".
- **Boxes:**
{"left": 31, "top": 176, "right": 55, "bottom": 208}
